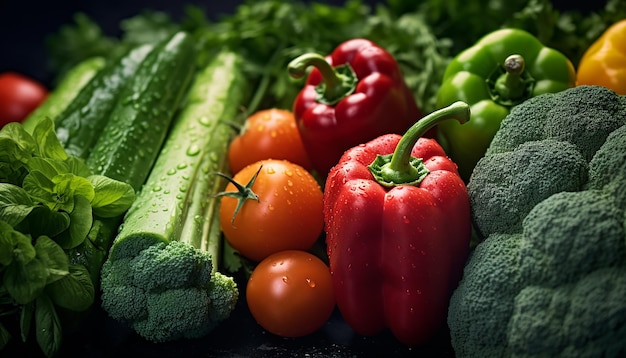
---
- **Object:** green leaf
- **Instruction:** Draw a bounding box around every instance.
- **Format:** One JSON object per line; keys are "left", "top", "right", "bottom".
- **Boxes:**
{"left": 26, "top": 157, "right": 64, "bottom": 179}
{"left": 34, "top": 236, "right": 69, "bottom": 284}
{"left": 0, "top": 221, "right": 36, "bottom": 265}
{"left": 0, "top": 122, "right": 36, "bottom": 159}
{"left": 22, "top": 206, "right": 71, "bottom": 239}
{"left": 64, "top": 156, "right": 92, "bottom": 177}
{"left": 4, "top": 257, "right": 47, "bottom": 304}
{"left": 35, "top": 294, "right": 63, "bottom": 358}
{"left": 53, "top": 173, "right": 95, "bottom": 205}
{"left": 20, "top": 301, "right": 34, "bottom": 342}
{"left": 0, "top": 323, "right": 10, "bottom": 350}
{"left": 0, "top": 183, "right": 35, "bottom": 227}
{"left": 0, "top": 123, "right": 35, "bottom": 185}
{"left": 31, "top": 118, "right": 67, "bottom": 161}
{"left": 89, "top": 175, "right": 135, "bottom": 217}
{"left": 46, "top": 264, "right": 94, "bottom": 311}
{"left": 54, "top": 195, "right": 92, "bottom": 250}
{"left": 22, "top": 170, "right": 56, "bottom": 206}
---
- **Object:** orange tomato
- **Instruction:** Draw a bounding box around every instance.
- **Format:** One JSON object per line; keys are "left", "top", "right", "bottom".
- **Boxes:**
{"left": 227, "top": 108, "right": 313, "bottom": 175}
{"left": 218, "top": 159, "right": 323, "bottom": 262}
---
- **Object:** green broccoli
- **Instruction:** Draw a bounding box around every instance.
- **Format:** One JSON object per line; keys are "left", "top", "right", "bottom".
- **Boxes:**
{"left": 449, "top": 85, "right": 626, "bottom": 357}
{"left": 100, "top": 241, "right": 238, "bottom": 342}
{"left": 99, "top": 51, "right": 246, "bottom": 343}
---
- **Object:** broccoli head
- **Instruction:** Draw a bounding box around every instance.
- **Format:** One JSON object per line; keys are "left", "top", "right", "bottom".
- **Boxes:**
{"left": 449, "top": 86, "right": 626, "bottom": 357}
{"left": 100, "top": 241, "right": 238, "bottom": 343}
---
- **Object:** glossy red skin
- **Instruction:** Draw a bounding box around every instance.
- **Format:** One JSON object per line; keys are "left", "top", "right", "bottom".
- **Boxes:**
{"left": 246, "top": 250, "right": 336, "bottom": 338}
{"left": 323, "top": 134, "right": 471, "bottom": 346}
{"left": 292, "top": 38, "right": 424, "bottom": 178}
{"left": 0, "top": 72, "right": 48, "bottom": 126}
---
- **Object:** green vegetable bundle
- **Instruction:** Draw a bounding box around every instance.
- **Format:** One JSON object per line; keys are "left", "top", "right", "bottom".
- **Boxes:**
{"left": 99, "top": 50, "right": 248, "bottom": 343}
{"left": 0, "top": 31, "right": 196, "bottom": 357}
{"left": 449, "top": 85, "right": 626, "bottom": 357}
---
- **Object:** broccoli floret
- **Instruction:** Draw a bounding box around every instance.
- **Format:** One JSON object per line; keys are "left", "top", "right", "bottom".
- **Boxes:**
{"left": 487, "top": 85, "right": 626, "bottom": 159}
{"left": 449, "top": 86, "right": 626, "bottom": 357}
{"left": 99, "top": 241, "right": 238, "bottom": 343}
{"left": 100, "top": 257, "right": 148, "bottom": 322}
{"left": 519, "top": 190, "right": 625, "bottom": 287}
{"left": 468, "top": 139, "right": 587, "bottom": 237}
{"left": 448, "top": 233, "right": 524, "bottom": 358}
{"left": 509, "top": 267, "right": 626, "bottom": 357}
{"left": 588, "top": 124, "right": 626, "bottom": 188}
{"left": 130, "top": 241, "right": 213, "bottom": 291}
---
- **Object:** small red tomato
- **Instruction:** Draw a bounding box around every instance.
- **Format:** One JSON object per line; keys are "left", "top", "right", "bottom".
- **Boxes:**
{"left": 246, "top": 250, "right": 335, "bottom": 338}
{"left": 227, "top": 108, "right": 313, "bottom": 174}
{"left": 0, "top": 72, "right": 48, "bottom": 127}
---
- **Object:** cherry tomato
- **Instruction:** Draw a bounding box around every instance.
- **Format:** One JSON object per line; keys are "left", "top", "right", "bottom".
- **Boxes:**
{"left": 228, "top": 108, "right": 313, "bottom": 175}
{"left": 0, "top": 72, "right": 48, "bottom": 127}
{"left": 219, "top": 159, "right": 324, "bottom": 262}
{"left": 246, "top": 250, "right": 335, "bottom": 337}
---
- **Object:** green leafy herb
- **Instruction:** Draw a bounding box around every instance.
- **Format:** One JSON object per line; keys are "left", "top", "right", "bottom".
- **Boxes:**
{"left": 0, "top": 118, "right": 135, "bottom": 355}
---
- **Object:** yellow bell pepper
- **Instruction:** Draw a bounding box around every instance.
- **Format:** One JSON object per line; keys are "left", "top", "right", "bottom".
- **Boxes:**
{"left": 576, "top": 19, "right": 626, "bottom": 95}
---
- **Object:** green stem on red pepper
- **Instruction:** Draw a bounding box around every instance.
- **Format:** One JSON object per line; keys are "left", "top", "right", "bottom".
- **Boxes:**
{"left": 488, "top": 54, "right": 535, "bottom": 106}
{"left": 288, "top": 53, "right": 357, "bottom": 105}
{"left": 369, "top": 101, "right": 470, "bottom": 187}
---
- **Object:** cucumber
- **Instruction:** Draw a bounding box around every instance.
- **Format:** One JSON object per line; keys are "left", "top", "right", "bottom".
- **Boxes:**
{"left": 54, "top": 44, "right": 154, "bottom": 159}
{"left": 21, "top": 56, "right": 106, "bottom": 133}
{"left": 68, "top": 32, "right": 197, "bottom": 286}
{"left": 86, "top": 31, "right": 197, "bottom": 191}
{"left": 109, "top": 50, "right": 248, "bottom": 264}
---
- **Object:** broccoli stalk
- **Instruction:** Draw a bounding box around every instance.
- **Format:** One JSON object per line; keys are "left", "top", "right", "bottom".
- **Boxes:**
{"left": 449, "top": 86, "right": 626, "bottom": 357}
{"left": 100, "top": 51, "right": 248, "bottom": 343}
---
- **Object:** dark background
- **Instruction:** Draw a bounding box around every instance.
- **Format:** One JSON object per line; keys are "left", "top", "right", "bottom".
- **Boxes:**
{"left": 0, "top": 0, "right": 595, "bottom": 86}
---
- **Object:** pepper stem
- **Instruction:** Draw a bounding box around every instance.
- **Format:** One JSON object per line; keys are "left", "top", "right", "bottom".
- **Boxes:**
{"left": 487, "top": 54, "right": 535, "bottom": 106}
{"left": 368, "top": 101, "right": 470, "bottom": 187}
{"left": 288, "top": 53, "right": 357, "bottom": 105}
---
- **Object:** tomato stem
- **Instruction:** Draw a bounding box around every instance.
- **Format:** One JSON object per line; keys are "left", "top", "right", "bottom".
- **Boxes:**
{"left": 215, "top": 165, "right": 262, "bottom": 225}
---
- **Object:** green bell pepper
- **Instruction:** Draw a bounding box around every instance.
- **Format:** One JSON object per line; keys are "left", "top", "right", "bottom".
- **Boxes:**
{"left": 435, "top": 28, "right": 576, "bottom": 181}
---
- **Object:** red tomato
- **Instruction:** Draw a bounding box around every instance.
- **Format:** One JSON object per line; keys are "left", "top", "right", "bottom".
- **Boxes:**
{"left": 219, "top": 159, "right": 324, "bottom": 262}
{"left": 0, "top": 72, "right": 48, "bottom": 127}
{"left": 246, "top": 250, "right": 335, "bottom": 337}
{"left": 228, "top": 108, "right": 313, "bottom": 174}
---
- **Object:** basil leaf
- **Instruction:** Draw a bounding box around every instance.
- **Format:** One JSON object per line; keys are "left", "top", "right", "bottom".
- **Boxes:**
{"left": 64, "top": 156, "right": 92, "bottom": 177}
{"left": 31, "top": 118, "right": 67, "bottom": 161}
{"left": 0, "top": 221, "right": 35, "bottom": 265}
{"left": 35, "top": 294, "right": 62, "bottom": 358}
{"left": 22, "top": 206, "right": 70, "bottom": 239}
{"left": 20, "top": 301, "right": 34, "bottom": 342}
{"left": 46, "top": 264, "right": 94, "bottom": 311}
{"left": 0, "top": 323, "right": 11, "bottom": 350}
{"left": 25, "top": 157, "right": 63, "bottom": 179}
{"left": 53, "top": 173, "right": 95, "bottom": 204}
{"left": 0, "top": 183, "right": 35, "bottom": 227}
{"left": 22, "top": 170, "right": 56, "bottom": 206}
{"left": 90, "top": 175, "right": 135, "bottom": 217}
{"left": 4, "top": 257, "right": 47, "bottom": 304}
{"left": 34, "top": 236, "right": 69, "bottom": 284}
{"left": 54, "top": 195, "right": 92, "bottom": 249}
{"left": 0, "top": 122, "right": 36, "bottom": 160}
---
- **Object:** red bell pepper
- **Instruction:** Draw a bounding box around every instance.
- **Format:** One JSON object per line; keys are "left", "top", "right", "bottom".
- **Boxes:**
{"left": 323, "top": 101, "right": 472, "bottom": 346}
{"left": 288, "top": 38, "right": 424, "bottom": 177}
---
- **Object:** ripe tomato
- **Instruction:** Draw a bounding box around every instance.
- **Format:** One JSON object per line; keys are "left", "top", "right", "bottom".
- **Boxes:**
{"left": 0, "top": 72, "right": 48, "bottom": 127}
{"left": 227, "top": 108, "right": 313, "bottom": 175}
{"left": 219, "top": 159, "right": 324, "bottom": 262}
{"left": 246, "top": 250, "right": 335, "bottom": 337}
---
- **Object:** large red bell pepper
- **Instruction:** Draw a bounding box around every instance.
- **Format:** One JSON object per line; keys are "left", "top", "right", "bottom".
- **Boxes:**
{"left": 323, "top": 101, "right": 472, "bottom": 346}
{"left": 288, "top": 38, "right": 424, "bottom": 177}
